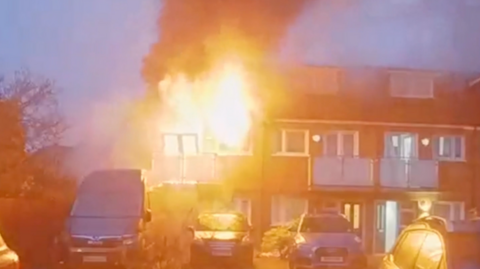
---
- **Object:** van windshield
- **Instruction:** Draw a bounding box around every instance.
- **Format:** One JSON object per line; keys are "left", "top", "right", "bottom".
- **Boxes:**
{"left": 71, "top": 191, "right": 142, "bottom": 218}
{"left": 300, "top": 216, "right": 353, "bottom": 233}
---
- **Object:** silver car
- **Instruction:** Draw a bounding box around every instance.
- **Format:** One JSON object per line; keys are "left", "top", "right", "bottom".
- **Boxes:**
{"left": 289, "top": 212, "right": 367, "bottom": 269}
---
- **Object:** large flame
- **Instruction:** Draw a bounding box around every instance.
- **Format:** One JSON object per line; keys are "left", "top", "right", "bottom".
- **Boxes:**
{"left": 158, "top": 60, "right": 253, "bottom": 150}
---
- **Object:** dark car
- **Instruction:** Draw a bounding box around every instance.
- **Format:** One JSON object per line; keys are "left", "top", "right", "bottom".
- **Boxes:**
{"left": 0, "top": 231, "right": 19, "bottom": 269}
{"left": 380, "top": 216, "right": 480, "bottom": 269}
{"left": 56, "top": 169, "right": 156, "bottom": 269}
{"left": 289, "top": 212, "right": 367, "bottom": 269}
{"left": 189, "top": 212, "right": 254, "bottom": 268}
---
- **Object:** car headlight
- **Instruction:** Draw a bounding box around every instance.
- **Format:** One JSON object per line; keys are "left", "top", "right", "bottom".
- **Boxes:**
{"left": 354, "top": 236, "right": 362, "bottom": 243}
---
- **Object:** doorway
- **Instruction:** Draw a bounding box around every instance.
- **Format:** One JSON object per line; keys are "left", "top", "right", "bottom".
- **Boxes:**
{"left": 342, "top": 202, "right": 364, "bottom": 247}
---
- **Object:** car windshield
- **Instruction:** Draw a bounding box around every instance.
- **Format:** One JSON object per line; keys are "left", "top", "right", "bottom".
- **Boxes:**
{"left": 300, "top": 216, "right": 353, "bottom": 233}
{"left": 195, "top": 213, "right": 249, "bottom": 232}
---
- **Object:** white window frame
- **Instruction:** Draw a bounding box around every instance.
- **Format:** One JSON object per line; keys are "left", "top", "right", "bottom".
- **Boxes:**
{"left": 308, "top": 67, "right": 341, "bottom": 94}
{"left": 433, "top": 135, "right": 465, "bottom": 161}
{"left": 389, "top": 70, "right": 435, "bottom": 99}
{"left": 161, "top": 133, "right": 199, "bottom": 156}
{"left": 274, "top": 129, "right": 309, "bottom": 156}
{"left": 384, "top": 132, "right": 419, "bottom": 159}
{"left": 323, "top": 131, "right": 360, "bottom": 156}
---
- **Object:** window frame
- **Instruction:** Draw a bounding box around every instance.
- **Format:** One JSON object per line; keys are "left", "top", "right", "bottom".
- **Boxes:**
{"left": 273, "top": 129, "right": 309, "bottom": 156}
{"left": 432, "top": 201, "right": 465, "bottom": 221}
{"left": 384, "top": 132, "right": 419, "bottom": 158}
{"left": 432, "top": 135, "right": 465, "bottom": 161}
{"left": 389, "top": 70, "right": 435, "bottom": 99}
{"left": 323, "top": 131, "right": 360, "bottom": 157}
{"left": 201, "top": 134, "right": 253, "bottom": 156}
{"left": 161, "top": 133, "right": 199, "bottom": 156}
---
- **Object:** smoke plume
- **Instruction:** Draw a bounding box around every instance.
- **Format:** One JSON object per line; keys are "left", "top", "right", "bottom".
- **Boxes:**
{"left": 142, "top": 0, "right": 311, "bottom": 88}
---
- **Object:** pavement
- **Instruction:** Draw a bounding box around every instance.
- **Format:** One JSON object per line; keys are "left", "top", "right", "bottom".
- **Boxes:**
{"left": 255, "top": 258, "right": 288, "bottom": 269}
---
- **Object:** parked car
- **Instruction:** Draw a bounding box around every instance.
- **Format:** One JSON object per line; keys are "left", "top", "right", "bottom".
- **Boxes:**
{"left": 288, "top": 212, "right": 367, "bottom": 269}
{"left": 0, "top": 231, "right": 19, "bottom": 269}
{"left": 379, "top": 215, "right": 480, "bottom": 269}
{"left": 189, "top": 211, "right": 254, "bottom": 268}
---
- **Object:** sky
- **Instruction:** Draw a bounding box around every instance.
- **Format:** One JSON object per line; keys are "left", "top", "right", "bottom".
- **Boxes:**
{"left": 0, "top": 0, "right": 159, "bottom": 144}
{"left": 2, "top": 0, "right": 480, "bottom": 148}
{"left": 280, "top": 0, "right": 480, "bottom": 73}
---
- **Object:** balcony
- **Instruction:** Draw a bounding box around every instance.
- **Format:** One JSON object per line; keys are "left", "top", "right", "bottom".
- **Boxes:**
{"left": 379, "top": 158, "right": 438, "bottom": 189}
{"left": 313, "top": 157, "right": 374, "bottom": 187}
{"left": 151, "top": 154, "right": 217, "bottom": 184}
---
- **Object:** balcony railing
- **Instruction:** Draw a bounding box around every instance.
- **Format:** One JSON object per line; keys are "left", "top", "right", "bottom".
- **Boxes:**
{"left": 313, "top": 157, "right": 374, "bottom": 187}
{"left": 379, "top": 158, "right": 438, "bottom": 189}
{"left": 151, "top": 154, "right": 217, "bottom": 184}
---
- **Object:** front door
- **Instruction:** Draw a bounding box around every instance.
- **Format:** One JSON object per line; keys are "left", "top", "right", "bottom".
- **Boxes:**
{"left": 342, "top": 202, "right": 363, "bottom": 240}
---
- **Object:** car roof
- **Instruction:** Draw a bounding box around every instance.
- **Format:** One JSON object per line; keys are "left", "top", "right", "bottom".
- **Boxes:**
{"left": 302, "top": 211, "right": 348, "bottom": 219}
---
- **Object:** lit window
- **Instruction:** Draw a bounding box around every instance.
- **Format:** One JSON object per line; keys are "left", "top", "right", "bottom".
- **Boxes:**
{"left": 181, "top": 134, "right": 198, "bottom": 155}
{"left": 163, "top": 134, "right": 180, "bottom": 155}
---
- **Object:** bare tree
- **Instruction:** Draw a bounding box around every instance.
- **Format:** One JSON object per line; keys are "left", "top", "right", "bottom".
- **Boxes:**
{"left": 0, "top": 69, "right": 67, "bottom": 196}
{"left": 0, "top": 69, "right": 66, "bottom": 152}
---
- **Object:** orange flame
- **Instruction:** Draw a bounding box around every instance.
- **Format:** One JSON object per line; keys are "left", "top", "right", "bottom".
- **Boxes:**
{"left": 157, "top": 60, "right": 253, "bottom": 150}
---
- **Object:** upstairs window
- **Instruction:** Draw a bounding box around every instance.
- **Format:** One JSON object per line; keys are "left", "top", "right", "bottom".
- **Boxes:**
{"left": 433, "top": 136, "right": 465, "bottom": 161}
{"left": 389, "top": 71, "right": 435, "bottom": 98}
{"left": 162, "top": 133, "right": 199, "bottom": 155}
{"left": 323, "top": 131, "right": 359, "bottom": 157}
{"left": 202, "top": 133, "right": 252, "bottom": 155}
{"left": 302, "top": 67, "right": 340, "bottom": 95}
{"left": 273, "top": 129, "right": 309, "bottom": 155}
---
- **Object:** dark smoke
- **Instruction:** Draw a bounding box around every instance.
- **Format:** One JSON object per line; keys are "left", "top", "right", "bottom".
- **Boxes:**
{"left": 142, "top": 0, "right": 310, "bottom": 88}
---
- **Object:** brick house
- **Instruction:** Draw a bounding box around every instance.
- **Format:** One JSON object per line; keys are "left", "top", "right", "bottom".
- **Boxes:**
{"left": 151, "top": 65, "right": 480, "bottom": 254}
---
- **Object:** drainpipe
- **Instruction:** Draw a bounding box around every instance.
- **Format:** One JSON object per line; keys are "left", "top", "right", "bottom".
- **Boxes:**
{"left": 472, "top": 128, "right": 478, "bottom": 212}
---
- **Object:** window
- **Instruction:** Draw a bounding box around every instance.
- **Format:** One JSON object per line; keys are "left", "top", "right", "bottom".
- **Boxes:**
{"left": 163, "top": 134, "right": 180, "bottom": 155}
{"left": 432, "top": 201, "right": 465, "bottom": 221}
{"left": 273, "top": 129, "right": 309, "bottom": 155}
{"left": 271, "top": 196, "right": 307, "bottom": 225}
{"left": 162, "top": 134, "right": 199, "bottom": 155}
{"left": 324, "top": 131, "right": 359, "bottom": 157}
{"left": 202, "top": 133, "right": 252, "bottom": 155}
{"left": 384, "top": 132, "right": 418, "bottom": 158}
{"left": 307, "top": 67, "right": 341, "bottom": 94}
{"left": 433, "top": 136, "right": 465, "bottom": 161}
{"left": 392, "top": 231, "right": 427, "bottom": 269}
{"left": 415, "top": 232, "right": 444, "bottom": 269}
{"left": 389, "top": 72, "right": 435, "bottom": 98}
